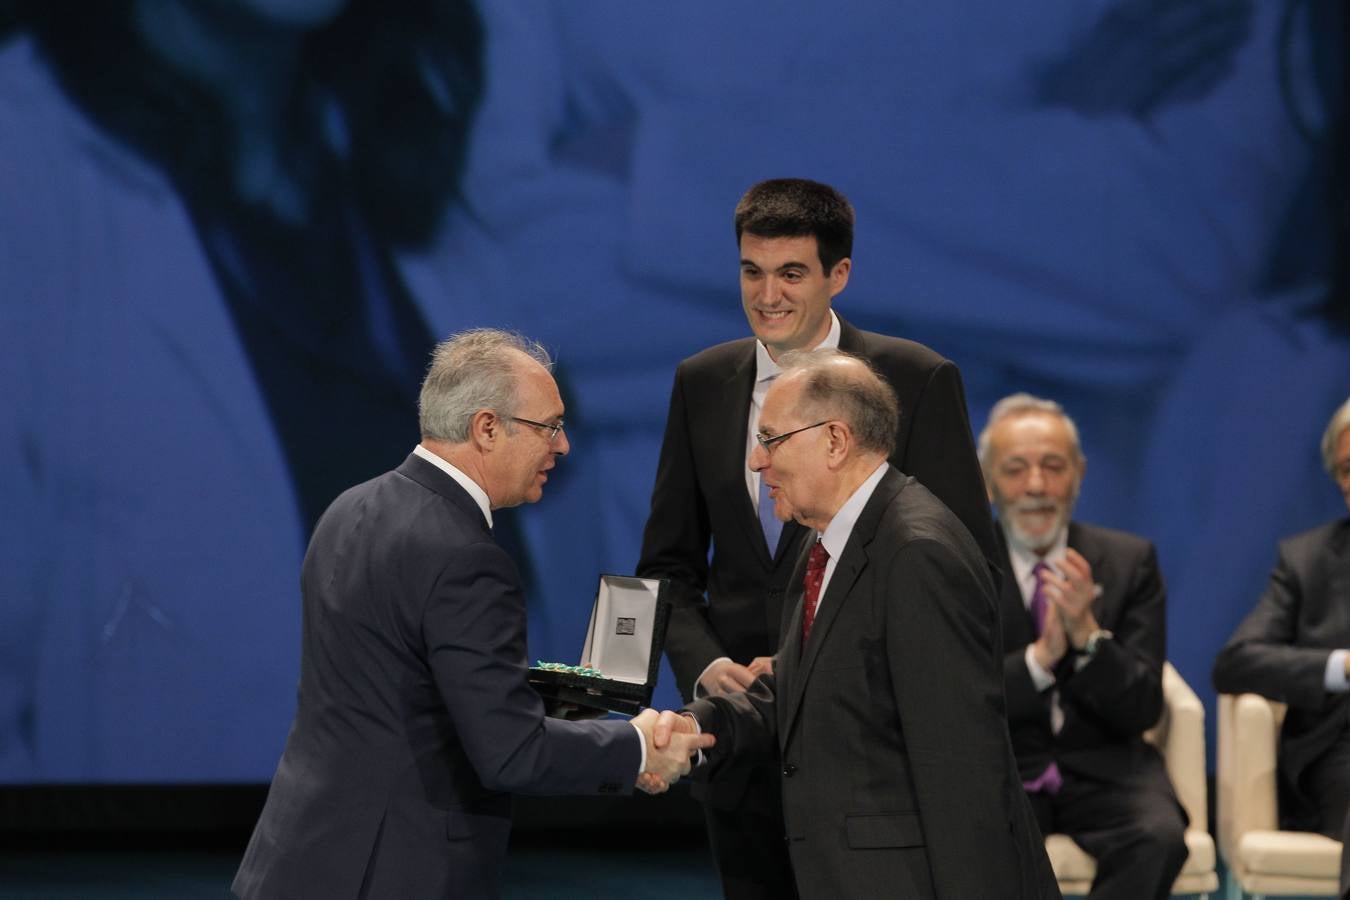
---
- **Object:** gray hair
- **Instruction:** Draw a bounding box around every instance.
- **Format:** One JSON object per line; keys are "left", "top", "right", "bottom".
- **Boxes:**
{"left": 977, "top": 393, "right": 1083, "bottom": 475}
{"left": 418, "top": 329, "right": 553, "bottom": 442}
{"left": 777, "top": 348, "right": 898, "bottom": 456}
{"left": 1323, "top": 397, "right": 1350, "bottom": 476}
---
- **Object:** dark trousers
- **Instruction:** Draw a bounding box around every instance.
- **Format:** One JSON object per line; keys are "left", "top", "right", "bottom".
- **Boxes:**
{"left": 702, "top": 763, "right": 799, "bottom": 900}
{"left": 1302, "top": 726, "right": 1350, "bottom": 897}
{"left": 1028, "top": 769, "right": 1187, "bottom": 900}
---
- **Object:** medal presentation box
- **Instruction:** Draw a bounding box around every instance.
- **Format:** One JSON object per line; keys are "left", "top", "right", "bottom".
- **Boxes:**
{"left": 529, "top": 575, "right": 671, "bottom": 717}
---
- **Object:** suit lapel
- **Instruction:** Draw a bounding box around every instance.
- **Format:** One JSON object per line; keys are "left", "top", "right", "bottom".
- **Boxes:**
{"left": 1066, "top": 523, "right": 1110, "bottom": 619}
{"left": 993, "top": 528, "right": 1036, "bottom": 648}
{"left": 780, "top": 468, "right": 905, "bottom": 741}
{"left": 836, "top": 315, "right": 864, "bottom": 354}
{"left": 719, "top": 343, "right": 782, "bottom": 566}
{"left": 396, "top": 453, "right": 492, "bottom": 535}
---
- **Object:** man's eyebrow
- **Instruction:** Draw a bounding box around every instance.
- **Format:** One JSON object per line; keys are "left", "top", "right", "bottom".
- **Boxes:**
{"left": 739, "top": 259, "right": 810, "bottom": 271}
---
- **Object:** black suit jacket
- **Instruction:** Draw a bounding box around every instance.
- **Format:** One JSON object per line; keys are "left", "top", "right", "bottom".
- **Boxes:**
{"left": 688, "top": 468, "right": 1058, "bottom": 899}
{"left": 999, "top": 522, "right": 1172, "bottom": 788}
{"left": 638, "top": 316, "right": 995, "bottom": 704}
{"left": 233, "top": 454, "right": 641, "bottom": 900}
{"left": 1212, "top": 518, "right": 1350, "bottom": 828}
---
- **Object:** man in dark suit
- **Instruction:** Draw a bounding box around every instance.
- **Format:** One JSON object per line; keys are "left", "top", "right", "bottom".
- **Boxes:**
{"left": 1212, "top": 396, "right": 1350, "bottom": 893}
{"left": 233, "top": 329, "right": 711, "bottom": 900}
{"left": 637, "top": 177, "right": 995, "bottom": 898}
{"left": 979, "top": 392, "right": 1188, "bottom": 900}
{"left": 653, "top": 350, "right": 1057, "bottom": 899}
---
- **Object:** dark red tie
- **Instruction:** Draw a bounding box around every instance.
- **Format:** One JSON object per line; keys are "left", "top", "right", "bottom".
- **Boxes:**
{"left": 801, "top": 540, "right": 830, "bottom": 644}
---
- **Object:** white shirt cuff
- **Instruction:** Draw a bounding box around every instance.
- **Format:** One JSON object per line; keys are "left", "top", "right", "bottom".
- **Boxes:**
{"left": 693, "top": 657, "right": 732, "bottom": 699}
{"left": 1025, "top": 644, "right": 1056, "bottom": 691}
{"left": 1325, "top": 650, "right": 1349, "bottom": 692}
{"left": 629, "top": 721, "right": 647, "bottom": 776}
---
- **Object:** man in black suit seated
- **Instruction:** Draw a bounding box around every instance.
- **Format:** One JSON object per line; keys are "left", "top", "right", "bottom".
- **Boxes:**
{"left": 979, "top": 392, "right": 1188, "bottom": 900}
{"left": 233, "top": 329, "right": 711, "bottom": 900}
{"left": 1213, "top": 396, "right": 1350, "bottom": 894}
{"left": 637, "top": 177, "right": 995, "bottom": 899}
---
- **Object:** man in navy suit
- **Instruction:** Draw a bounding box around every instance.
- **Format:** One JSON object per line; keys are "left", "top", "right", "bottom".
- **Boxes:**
{"left": 234, "top": 329, "right": 712, "bottom": 900}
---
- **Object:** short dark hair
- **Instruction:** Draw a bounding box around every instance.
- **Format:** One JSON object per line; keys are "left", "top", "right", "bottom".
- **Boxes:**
{"left": 734, "top": 178, "right": 855, "bottom": 272}
{"left": 778, "top": 349, "right": 898, "bottom": 457}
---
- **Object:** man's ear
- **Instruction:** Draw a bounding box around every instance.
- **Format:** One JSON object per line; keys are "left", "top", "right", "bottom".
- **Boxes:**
{"left": 829, "top": 258, "right": 851, "bottom": 298}
{"left": 469, "top": 409, "right": 498, "bottom": 450}
{"left": 825, "top": 421, "right": 851, "bottom": 468}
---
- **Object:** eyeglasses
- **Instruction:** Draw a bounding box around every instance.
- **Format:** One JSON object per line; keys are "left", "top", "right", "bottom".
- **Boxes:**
{"left": 755, "top": 420, "right": 829, "bottom": 453}
{"left": 509, "top": 416, "right": 565, "bottom": 442}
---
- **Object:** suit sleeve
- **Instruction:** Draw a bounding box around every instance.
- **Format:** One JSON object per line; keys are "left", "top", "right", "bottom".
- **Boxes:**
{"left": 1057, "top": 542, "right": 1165, "bottom": 739}
{"left": 684, "top": 674, "right": 780, "bottom": 780}
{"left": 895, "top": 359, "right": 999, "bottom": 565}
{"left": 1212, "top": 541, "right": 1333, "bottom": 709}
{"left": 636, "top": 366, "right": 726, "bottom": 697}
{"left": 424, "top": 541, "right": 641, "bottom": 795}
{"left": 889, "top": 538, "right": 1026, "bottom": 897}
{"left": 1004, "top": 645, "right": 1052, "bottom": 729}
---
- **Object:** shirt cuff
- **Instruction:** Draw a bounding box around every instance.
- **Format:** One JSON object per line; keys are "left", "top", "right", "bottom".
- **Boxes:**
{"left": 1025, "top": 644, "right": 1056, "bottom": 691}
{"left": 1325, "top": 650, "right": 1349, "bottom": 693}
{"left": 693, "top": 657, "right": 732, "bottom": 699}
{"left": 683, "top": 712, "right": 707, "bottom": 767}
{"left": 629, "top": 721, "right": 648, "bottom": 776}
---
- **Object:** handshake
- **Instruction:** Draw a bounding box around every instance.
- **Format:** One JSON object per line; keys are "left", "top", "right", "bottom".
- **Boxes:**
{"left": 632, "top": 709, "right": 715, "bottom": 795}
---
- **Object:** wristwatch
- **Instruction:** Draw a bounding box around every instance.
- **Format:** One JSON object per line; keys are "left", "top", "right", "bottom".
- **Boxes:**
{"left": 1082, "top": 629, "right": 1114, "bottom": 658}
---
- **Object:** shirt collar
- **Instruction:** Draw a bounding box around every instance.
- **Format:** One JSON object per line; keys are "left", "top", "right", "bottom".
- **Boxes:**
{"left": 1003, "top": 522, "right": 1068, "bottom": 602}
{"left": 413, "top": 444, "right": 493, "bottom": 529}
{"left": 818, "top": 461, "right": 889, "bottom": 560}
{"left": 754, "top": 309, "right": 841, "bottom": 384}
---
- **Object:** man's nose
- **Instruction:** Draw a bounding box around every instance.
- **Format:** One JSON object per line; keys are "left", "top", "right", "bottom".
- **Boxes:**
{"left": 760, "top": 275, "right": 783, "bottom": 305}
{"left": 554, "top": 430, "right": 570, "bottom": 457}
{"left": 1024, "top": 465, "right": 1045, "bottom": 492}
{"left": 749, "top": 443, "right": 769, "bottom": 472}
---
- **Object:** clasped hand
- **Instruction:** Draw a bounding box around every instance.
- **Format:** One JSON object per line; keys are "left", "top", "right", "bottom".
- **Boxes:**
{"left": 632, "top": 708, "right": 715, "bottom": 795}
{"left": 1032, "top": 548, "right": 1102, "bottom": 669}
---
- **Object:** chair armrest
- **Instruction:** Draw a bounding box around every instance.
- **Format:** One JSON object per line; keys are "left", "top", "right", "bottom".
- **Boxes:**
{"left": 1217, "top": 692, "right": 1280, "bottom": 864}
{"left": 1150, "top": 663, "right": 1207, "bottom": 831}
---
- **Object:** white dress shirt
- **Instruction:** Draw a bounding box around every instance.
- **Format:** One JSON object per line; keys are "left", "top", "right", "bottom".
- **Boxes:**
{"left": 812, "top": 461, "right": 889, "bottom": 614}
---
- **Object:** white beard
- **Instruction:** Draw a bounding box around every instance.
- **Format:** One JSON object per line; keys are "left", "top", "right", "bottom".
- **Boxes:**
{"left": 998, "top": 496, "right": 1073, "bottom": 555}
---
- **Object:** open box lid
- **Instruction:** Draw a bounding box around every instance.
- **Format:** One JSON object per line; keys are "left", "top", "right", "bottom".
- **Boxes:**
{"left": 528, "top": 574, "right": 671, "bottom": 716}
{"left": 580, "top": 575, "right": 666, "bottom": 685}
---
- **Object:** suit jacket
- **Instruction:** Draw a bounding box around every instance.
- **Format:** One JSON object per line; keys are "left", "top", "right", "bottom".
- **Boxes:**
{"left": 233, "top": 454, "right": 641, "bottom": 900}
{"left": 688, "top": 467, "right": 1059, "bottom": 899}
{"left": 1212, "top": 518, "right": 1350, "bottom": 828}
{"left": 638, "top": 315, "right": 994, "bottom": 700}
{"left": 999, "top": 522, "right": 1173, "bottom": 789}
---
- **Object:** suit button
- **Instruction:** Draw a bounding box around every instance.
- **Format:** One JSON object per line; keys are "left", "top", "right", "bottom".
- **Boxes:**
{"left": 782, "top": 764, "right": 798, "bottom": 778}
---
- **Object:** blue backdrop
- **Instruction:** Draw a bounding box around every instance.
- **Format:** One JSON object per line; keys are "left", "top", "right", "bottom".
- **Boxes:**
{"left": 1, "top": 0, "right": 1346, "bottom": 782}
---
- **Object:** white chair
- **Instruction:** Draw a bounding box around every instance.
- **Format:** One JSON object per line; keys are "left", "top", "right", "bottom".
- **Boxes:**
{"left": 1216, "top": 692, "right": 1342, "bottom": 899}
{"left": 1047, "top": 662, "right": 1219, "bottom": 898}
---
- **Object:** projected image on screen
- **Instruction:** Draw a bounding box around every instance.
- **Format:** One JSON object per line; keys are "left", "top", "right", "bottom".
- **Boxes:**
{"left": 0, "top": 0, "right": 1345, "bottom": 783}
